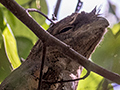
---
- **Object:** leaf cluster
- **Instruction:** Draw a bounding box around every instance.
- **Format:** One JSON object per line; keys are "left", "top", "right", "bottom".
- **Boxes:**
{"left": 0, "top": 0, "right": 48, "bottom": 83}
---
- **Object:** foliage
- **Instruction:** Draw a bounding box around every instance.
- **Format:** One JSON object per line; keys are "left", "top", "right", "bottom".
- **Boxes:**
{"left": 77, "top": 69, "right": 113, "bottom": 90}
{"left": 77, "top": 2, "right": 120, "bottom": 89}
{"left": 0, "top": 0, "right": 48, "bottom": 83}
{"left": 92, "top": 28, "right": 120, "bottom": 75}
{"left": 77, "top": 22, "right": 120, "bottom": 90}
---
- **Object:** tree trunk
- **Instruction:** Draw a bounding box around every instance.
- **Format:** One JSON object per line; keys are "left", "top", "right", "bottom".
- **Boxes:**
{"left": 0, "top": 10, "right": 109, "bottom": 90}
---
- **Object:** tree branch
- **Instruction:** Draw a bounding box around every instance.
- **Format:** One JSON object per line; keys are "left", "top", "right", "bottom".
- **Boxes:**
{"left": 52, "top": 0, "right": 61, "bottom": 20}
{"left": 26, "top": 8, "right": 55, "bottom": 24}
{"left": 37, "top": 43, "right": 46, "bottom": 90}
{"left": 0, "top": 0, "right": 120, "bottom": 85}
{"left": 75, "top": 0, "right": 83, "bottom": 13}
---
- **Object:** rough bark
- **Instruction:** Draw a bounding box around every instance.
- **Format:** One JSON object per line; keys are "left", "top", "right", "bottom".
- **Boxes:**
{"left": 0, "top": 9, "right": 109, "bottom": 90}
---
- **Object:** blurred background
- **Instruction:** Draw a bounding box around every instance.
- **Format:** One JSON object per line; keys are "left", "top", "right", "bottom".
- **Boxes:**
{"left": 46, "top": 0, "right": 120, "bottom": 26}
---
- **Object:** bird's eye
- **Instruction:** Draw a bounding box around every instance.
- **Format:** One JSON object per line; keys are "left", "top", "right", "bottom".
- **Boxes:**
{"left": 59, "top": 27, "right": 73, "bottom": 34}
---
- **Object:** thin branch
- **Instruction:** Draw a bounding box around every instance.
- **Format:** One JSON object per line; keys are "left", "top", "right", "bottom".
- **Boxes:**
{"left": 0, "top": 0, "right": 120, "bottom": 85}
{"left": 37, "top": 43, "right": 46, "bottom": 90}
{"left": 44, "top": 70, "right": 90, "bottom": 84}
{"left": 52, "top": 0, "right": 61, "bottom": 20}
{"left": 26, "top": 8, "right": 55, "bottom": 24}
{"left": 75, "top": 0, "right": 83, "bottom": 13}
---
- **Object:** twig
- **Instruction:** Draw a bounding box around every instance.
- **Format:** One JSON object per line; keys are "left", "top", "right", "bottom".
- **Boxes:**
{"left": 75, "top": 0, "right": 83, "bottom": 13}
{"left": 52, "top": 0, "right": 61, "bottom": 20}
{"left": 44, "top": 70, "right": 90, "bottom": 84}
{"left": 37, "top": 43, "right": 46, "bottom": 90}
{"left": 26, "top": 8, "right": 55, "bottom": 24}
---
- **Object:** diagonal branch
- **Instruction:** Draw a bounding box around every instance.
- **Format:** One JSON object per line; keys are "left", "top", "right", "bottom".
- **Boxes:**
{"left": 0, "top": 0, "right": 120, "bottom": 85}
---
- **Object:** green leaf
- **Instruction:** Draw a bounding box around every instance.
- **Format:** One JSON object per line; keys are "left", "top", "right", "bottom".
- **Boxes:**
{"left": 0, "top": 8, "right": 4, "bottom": 30}
{"left": 83, "top": 28, "right": 120, "bottom": 89}
{"left": 0, "top": 30, "right": 2, "bottom": 48}
{"left": 0, "top": 8, "right": 4, "bottom": 48}
{"left": 16, "top": 36, "right": 33, "bottom": 59}
{"left": 111, "top": 22, "right": 120, "bottom": 37}
{"left": 77, "top": 69, "right": 103, "bottom": 90}
{"left": 4, "top": 11, "right": 38, "bottom": 44}
{"left": 39, "top": 0, "right": 48, "bottom": 15}
{"left": 91, "top": 29, "right": 120, "bottom": 75}
{"left": 0, "top": 38, "right": 12, "bottom": 83}
{"left": 0, "top": 40, "right": 12, "bottom": 83}
{"left": 77, "top": 69, "right": 113, "bottom": 90}
{"left": 0, "top": 16, "right": 12, "bottom": 83}
{"left": 3, "top": 0, "right": 48, "bottom": 44}
{"left": 6, "top": 11, "right": 16, "bottom": 26}
{"left": 42, "top": 22, "right": 49, "bottom": 30}
{"left": 0, "top": 0, "right": 49, "bottom": 83}
{"left": 17, "top": 0, "right": 48, "bottom": 26}
{"left": 16, "top": 0, "right": 30, "bottom": 5}
{"left": 2, "top": 21, "right": 21, "bottom": 69}
{"left": 29, "top": 0, "right": 48, "bottom": 25}
{"left": 0, "top": 10, "right": 13, "bottom": 83}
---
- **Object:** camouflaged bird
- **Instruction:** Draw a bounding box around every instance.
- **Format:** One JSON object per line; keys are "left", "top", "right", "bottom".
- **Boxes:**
{"left": 0, "top": 9, "right": 109, "bottom": 90}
